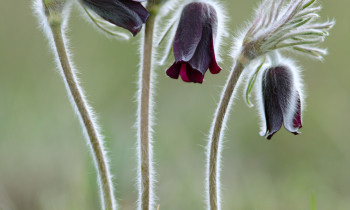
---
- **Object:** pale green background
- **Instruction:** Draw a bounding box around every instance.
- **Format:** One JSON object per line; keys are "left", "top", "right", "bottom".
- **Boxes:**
{"left": 0, "top": 0, "right": 349, "bottom": 209}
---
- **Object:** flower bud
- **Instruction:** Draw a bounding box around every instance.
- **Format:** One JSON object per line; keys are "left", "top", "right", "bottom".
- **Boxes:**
{"left": 166, "top": 2, "right": 221, "bottom": 83}
{"left": 81, "top": 0, "right": 150, "bottom": 36}
{"left": 260, "top": 64, "right": 302, "bottom": 139}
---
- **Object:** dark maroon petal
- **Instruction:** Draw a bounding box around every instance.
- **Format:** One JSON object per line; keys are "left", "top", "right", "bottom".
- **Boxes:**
{"left": 186, "top": 64, "right": 204, "bottom": 83}
{"left": 179, "top": 63, "right": 191, "bottom": 82}
{"left": 209, "top": 36, "right": 221, "bottom": 74}
{"left": 122, "top": 0, "right": 149, "bottom": 23}
{"left": 81, "top": 0, "right": 150, "bottom": 36}
{"left": 292, "top": 95, "right": 302, "bottom": 129}
{"left": 287, "top": 92, "right": 303, "bottom": 135}
{"left": 187, "top": 25, "right": 212, "bottom": 75}
{"left": 273, "top": 67, "right": 302, "bottom": 135}
{"left": 262, "top": 66, "right": 302, "bottom": 139}
{"left": 167, "top": 2, "right": 220, "bottom": 83}
{"left": 166, "top": 62, "right": 181, "bottom": 79}
{"left": 262, "top": 69, "right": 284, "bottom": 139}
{"left": 173, "top": 3, "right": 204, "bottom": 62}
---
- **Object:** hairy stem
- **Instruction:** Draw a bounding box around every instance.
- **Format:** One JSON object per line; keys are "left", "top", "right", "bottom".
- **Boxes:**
{"left": 137, "top": 9, "right": 156, "bottom": 210}
{"left": 207, "top": 61, "right": 245, "bottom": 210}
{"left": 50, "top": 23, "right": 116, "bottom": 210}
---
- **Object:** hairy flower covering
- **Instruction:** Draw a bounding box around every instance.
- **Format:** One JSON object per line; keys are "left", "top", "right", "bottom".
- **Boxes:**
{"left": 239, "top": 0, "right": 334, "bottom": 139}
{"left": 261, "top": 64, "right": 302, "bottom": 139}
{"left": 166, "top": 2, "right": 221, "bottom": 83}
{"left": 234, "top": 0, "right": 334, "bottom": 61}
{"left": 81, "top": 0, "right": 149, "bottom": 36}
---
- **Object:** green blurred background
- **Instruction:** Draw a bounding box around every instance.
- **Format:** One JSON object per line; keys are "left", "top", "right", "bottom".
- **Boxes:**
{"left": 0, "top": 0, "right": 349, "bottom": 209}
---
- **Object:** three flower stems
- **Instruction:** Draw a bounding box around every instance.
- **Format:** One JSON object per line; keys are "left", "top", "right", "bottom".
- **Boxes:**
{"left": 49, "top": 22, "right": 116, "bottom": 210}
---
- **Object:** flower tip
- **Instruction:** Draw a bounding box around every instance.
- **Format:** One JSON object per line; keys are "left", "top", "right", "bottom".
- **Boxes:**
{"left": 209, "top": 62, "right": 222, "bottom": 74}
{"left": 81, "top": 0, "right": 150, "bottom": 37}
{"left": 131, "top": 26, "right": 142, "bottom": 37}
{"left": 292, "top": 131, "right": 301, "bottom": 136}
{"left": 166, "top": 62, "right": 205, "bottom": 83}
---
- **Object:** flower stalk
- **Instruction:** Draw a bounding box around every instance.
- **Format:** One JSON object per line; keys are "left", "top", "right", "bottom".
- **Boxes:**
{"left": 207, "top": 61, "right": 245, "bottom": 210}
{"left": 137, "top": 3, "right": 158, "bottom": 210}
{"left": 37, "top": 1, "right": 117, "bottom": 208}
{"left": 49, "top": 23, "right": 117, "bottom": 210}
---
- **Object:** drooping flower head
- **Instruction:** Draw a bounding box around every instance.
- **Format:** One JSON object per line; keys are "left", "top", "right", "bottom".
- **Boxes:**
{"left": 238, "top": 0, "right": 334, "bottom": 139}
{"left": 165, "top": 2, "right": 222, "bottom": 83}
{"left": 260, "top": 62, "right": 303, "bottom": 139}
{"left": 81, "top": 0, "right": 150, "bottom": 36}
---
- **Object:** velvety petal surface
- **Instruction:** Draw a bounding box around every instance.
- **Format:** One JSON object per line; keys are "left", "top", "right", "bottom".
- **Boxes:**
{"left": 262, "top": 67, "right": 284, "bottom": 139}
{"left": 173, "top": 3, "right": 204, "bottom": 62}
{"left": 262, "top": 66, "right": 301, "bottom": 139}
{"left": 187, "top": 25, "right": 212, "bottom": 75}
{"left": 284, "top": 92, "right": 303, "bottom": 134}
{"left": 179, "top": 63, "right": 191, "bottom": 82}
{"left": 166, "top": 62, "right": 204, "bottom": 83}
{"left": 166, "top": 62, "right": 180, "bottom": 79}
{"left": 82, "top": 0, "right": 149, "bottom": 36}
{"left": 185, "top": 64, "right": 204, "bottom": 83}
{"left": 209, "top": 36, "right": 221, "bottom": 74}
{"left": 166, "top": 2, "right": 221, "bottom": 83}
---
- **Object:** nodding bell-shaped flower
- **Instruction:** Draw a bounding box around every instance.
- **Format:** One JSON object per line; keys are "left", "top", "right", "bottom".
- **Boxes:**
{"left": 166, "top": 2, "right": 221, "bottom": 84}
{"left": 260, "top": 64, "right": 302, "bottom": 139}
{"left": 81, "top": 0, "right": 150, "bottom": 36}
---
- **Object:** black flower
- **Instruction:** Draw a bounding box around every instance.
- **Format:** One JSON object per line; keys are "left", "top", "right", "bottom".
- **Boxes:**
{"left": 166, "top": 2, "right": 221, "bottom": 83}
{"left": 261, "top": 65, "right": 302, "bottom": 139}
{"left": 81, "top": 0, "right": 150, "bottom": 36}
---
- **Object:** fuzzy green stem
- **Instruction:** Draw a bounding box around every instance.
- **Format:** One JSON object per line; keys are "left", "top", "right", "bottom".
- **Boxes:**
{"left": 49, "top": 23, "right": 116, "bottom": 210}
{"left": 138, "top": 7, "right": 157, "bottom": 210}
{"left": 207, "top": 61, "right": 245, "bottom": 210}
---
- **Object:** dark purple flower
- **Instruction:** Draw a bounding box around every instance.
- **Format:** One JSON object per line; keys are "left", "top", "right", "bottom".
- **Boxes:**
{"left": 262, "top": 65, "right": 302, "bottom": 139}
{"left": 166, "top": 2, "right": 221, "bottom": 84}
{"left": 81, "top": 0, "right": 149, "bottom": 36}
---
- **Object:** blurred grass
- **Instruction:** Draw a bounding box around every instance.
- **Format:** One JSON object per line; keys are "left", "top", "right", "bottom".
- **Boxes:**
{"left": 0, "top": 0, "right": 350, "bottom": 209}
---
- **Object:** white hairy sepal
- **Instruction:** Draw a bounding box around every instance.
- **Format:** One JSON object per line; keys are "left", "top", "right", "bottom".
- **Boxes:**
{"left": 33, "top": 1, "right": 117, "bottom": 209}
{"left": 155, "top": 0, "right": 229, "bottom": 66}
{"left": 254, "top": 53, "right": 305, "bottom": 136}
{"left": 233, "top": 0, "right": 334, "bottom": 61}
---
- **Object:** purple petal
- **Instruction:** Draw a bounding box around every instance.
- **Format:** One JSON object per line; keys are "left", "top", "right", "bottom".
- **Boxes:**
{"left": 166, "top": 62, "right": 180, "bottom": 79}
{"left": 262, "top": 66, "right": 302, "bottom": 139}
{"left": 82, "top": 0, "right": 150, "bottom": 36}
{"left": 262, "top": 69, "right": 284, "bottom": 139}
{"left": 179, "top": 63, "right": 191, "bottom": 82}
{"left": 209, "top": 36, "right": 221, "bottom": 74}
{"left": 175, "top": 63, "right": 204, "bottom": 83}
{"left": 173, "top": 3, "right": 204, "bottom": 62}
{"left": 187, "top": 24, "right": 212, "bottom": 75}
{"left": 122, "top": 0, "right": 149, "bottom": 24}
{"left": 284, "top": 92, "right": 303, "bottom": 135}
{"left": 186, "top": 64, "right": 204, "bottom": 83}
{"left": 292, "top": 96, "right": 303, "bottom": 130}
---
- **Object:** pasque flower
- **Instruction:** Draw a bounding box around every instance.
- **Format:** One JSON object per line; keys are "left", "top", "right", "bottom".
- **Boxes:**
{"left": 81, "top": 0, "right": 150, "bottom": 36}
{"left": 260, "top": 64, "right": 302, "bottom": 139}
{"left": 166, "top": 2, "right": 221, "bottom": 83}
